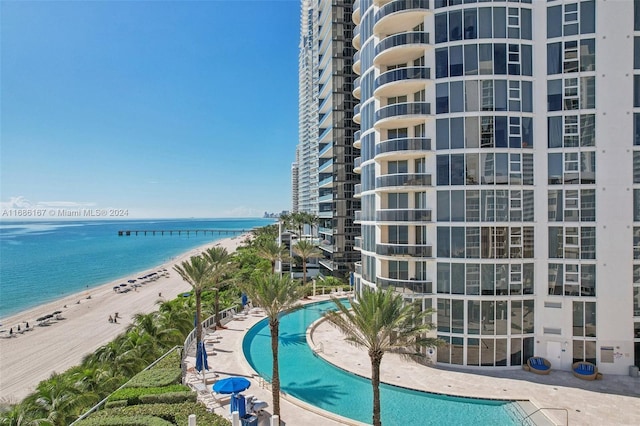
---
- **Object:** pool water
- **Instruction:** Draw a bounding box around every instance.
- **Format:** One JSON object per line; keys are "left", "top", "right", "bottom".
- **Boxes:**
{"left": 243, "top": 300, "right": 525, "bottom": 425}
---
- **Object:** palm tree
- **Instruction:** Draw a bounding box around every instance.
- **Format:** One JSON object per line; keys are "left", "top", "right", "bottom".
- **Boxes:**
{"left": 239, "top": 273, "right": 305, "bottom": 419}
{"left": 292, "top": 239, "right": 321, "bottom": 284}
{"left": 202, "top": 246, "right": 236, "bottom": 329}
{"left": 256, "top": 239, "right": 290, "bottom": 274}
{"left": 32, "top": 374, "right": 92, "bottom": 426}
{"left": 173, "top": 255, "right": 212, "bottom": 346}
{"left": 324, "top": 289, "right": 440, "bottom": 426}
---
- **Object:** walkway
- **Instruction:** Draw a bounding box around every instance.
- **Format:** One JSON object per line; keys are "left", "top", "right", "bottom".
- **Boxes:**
{"left": 185, "top": 295, "right": 640, "bottom": 425}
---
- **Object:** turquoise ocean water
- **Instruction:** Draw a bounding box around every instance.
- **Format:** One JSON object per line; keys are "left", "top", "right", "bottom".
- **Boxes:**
{"left": 0, "top": 218, "right": 274, "bottom": 319}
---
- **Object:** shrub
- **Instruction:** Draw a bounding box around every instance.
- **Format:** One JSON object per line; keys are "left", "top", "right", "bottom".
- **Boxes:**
{"left": 150, "top": 351, "right": 182, "bottom": 370}
{"left": 80, "top": 402, "right": 230, "bottom": 426}
{"left": 104, "top": 400, "right": 128, "bottom": 409}
{"left": 74, "top": 414, "right": 174, "bottom": 425}
{"left": 125, "top": 368, "right": 182, "bottom": 388}
{"left": 108, "top": 385, "right": 190, "bottom": 405}
{"left": 139, "top": 391, "right": 196, "bottom": 405}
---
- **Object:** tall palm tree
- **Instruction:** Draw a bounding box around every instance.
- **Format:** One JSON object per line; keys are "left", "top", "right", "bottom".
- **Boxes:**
{"left": 292, "top": 239, "right": 321, "bottom": 284}
{"left": 240, "top": 273, "right": 305, "bottom": 419}
{"left": 256, "top": 239, "right": 290, "bottom": 273}
{"left": 32, "top": 374, "right": 92, "bottom": 426}
{"left": 324, "top": 289, "right": 440, "bottom": 426}
{"left": 202, "top": 246, "right": 236, "bottom": 329}
{"left": 173, "top": 255, "right": 212, "bottom": 346}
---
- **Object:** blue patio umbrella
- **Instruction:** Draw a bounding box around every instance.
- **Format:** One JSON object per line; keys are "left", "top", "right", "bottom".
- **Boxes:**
{"left": 195, "top": 341, "right": 209, "bottom": 373}
{"left": 212, "top": 376, "right": 250, "bottom": 394}
{"left": 241, "top": 293, "right": 248, "bottom": 307}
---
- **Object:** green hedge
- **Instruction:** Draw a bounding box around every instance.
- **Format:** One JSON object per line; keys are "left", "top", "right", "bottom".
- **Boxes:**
{"left": 108, "top": 385, "right": 190, "bottom": 405}
{"left": 79, "top": 402, "right": 230, "bottom": 426}
{"left": 74, "top": 414, "right": 174, "bottom": 425}
{"left": 125, "top": 368, "right": 182, "bottom": 388}
{"left": 150, "top": 351, "right": 181, "bottom": 370}
{"left": 104, "top": 400, "right": 128, "bottom": 409}
{"left": 139, "top": 391, "right": 196, "bottom": 405}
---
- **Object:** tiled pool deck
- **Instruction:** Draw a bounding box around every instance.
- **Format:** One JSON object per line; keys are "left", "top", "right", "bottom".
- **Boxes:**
{"left": 185, "top": 295, "right": 640, "bottom": 425}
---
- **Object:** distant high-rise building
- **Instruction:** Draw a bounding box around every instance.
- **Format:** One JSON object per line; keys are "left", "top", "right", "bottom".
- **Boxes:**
{"left": 292, "top": 162, "right": 299, "bottom": 213}
{"left": 295, "top": 0, "right": 360, "bottom": 278}
{"left": 352, "top": 0, "right": 639, "bottom": 375}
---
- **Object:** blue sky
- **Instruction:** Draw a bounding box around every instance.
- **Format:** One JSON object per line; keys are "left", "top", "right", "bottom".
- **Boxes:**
{"left": 1, "top": 0, "right": 299, "bottom": 218}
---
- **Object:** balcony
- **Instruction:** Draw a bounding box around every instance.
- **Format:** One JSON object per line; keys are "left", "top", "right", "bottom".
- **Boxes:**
{"left": 355, "top": 261, "right": 362, "bottom": 275}
{"left": 375, "top": 137, "right": 432, "bottom": 159}
{"left": 318, "top": 176, "right": 333, "bottom": 188}
{"left": 354, "top": 130, "right": 361, "bottom": 149}
{"left": 318, "top": 226, "right": 334, "bottom": 236}
{"left": 353, "top": 50, "right": 361, "bottom": 75}
{"left": 354, "top": 236, "right": 362, "bottom": 250}
{"left": 319, "top": 241, "right": 334, "bottom": 254}
{"left": 353, "top": 0, "right": 361, "bottom": 24}
{"left": 374, "top": 66, "right": 431, "bottom": 98}
{"left": 319, "top": 142, "right": 333, "bottom": 159}
{"left": 354, "top": 184, "right": 362, "bottom": 197}
{"left": 376, "top": 173, "right": 432, "bottom": 190}
{"left": 318, "top": 159, "right": 333, "bottom": 173}
{"left": 353, "top": 76, "right": 361, "bottom": 100}
{"left": 353, "top": 25, "right": 361, "bottom": 50}
{"left": 377, "top": 276, "right": 433, "bottom": 295}
{"left": 374, "top": 31, "right": 430, "bottom": 67}
{"left": 374, "top": 0, "right": 431, "bottom": 36}
{"left": 353, "top": 103, "right": 361, "bottom": 124}
{"left": 354, "top": 210, "right": 362, "bottom": 223}
{"left": 354, "top": 156, "right": 362, "bottom": 173}
{"left": 376, "top": 243, "right": 433, "bottom": 258}
{"left": 374, "top": 102, "right": 430, "bottom": 129}
{"left": 319, "top": 258, "right": 335, "bottom": 271}
{"left": 375, "top": 208, "right": 432, "bottom": 222}
{"left": 318, "top": 193, "right": 333, "bottom": 203}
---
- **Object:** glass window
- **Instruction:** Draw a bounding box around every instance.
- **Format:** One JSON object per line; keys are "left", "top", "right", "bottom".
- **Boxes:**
{"left": 495, "top": 117, "right": 508, "bottom": 148}
{"left": 479, "top": 8, "right": 492, "bottom": 38}
{"left": 464, "top": 44, "right": 478, "bottom": 75}
{"left": 581, "top": 152, "right": 596, "bottom": 184}
{"left": 450, "top": 81, "right": 464, "bottom": 113}
{"left": 580, "top": 114, "right": 595, "bottom": 147}
{"left": 581, "top": 189, "right": 596, "bottom": 221}
{"left": 436, "top": 48, "right": 449, "bottom": 78}
{"left": 466, "top": 190, "right": 480, "bottom": 222}
{"left": 548, "top": 79, "right": 562, "bottom": 112}
{"left": 451, "top": 117, "right": 465, "bottom": 149}
{"left": 547, "top": 5, "right": 562, "bottom": 38}
{"left": 436, "top": 83, "right": 449, "bottom": 114}
{"left": 494, "top": 44, "right": 507, "bottom": 75}
{"left": 493, "top": 7, "right": 506, "bottom": 38}
{"left": 438, "top": 227, "right": 451, "bottom": 257}
{"left": 549, "top": 227, "right": 563, "bottom": 258}
{"left": 521, "top": 44, "right": 532, "bottom": 76}
{"left": 465, "top": 80, "right": 479, "bottom": 111}
{"left": 636, "top": 0, "right": 640, "bottom": 31}
{"left": 467, "top": 265, "right": 480, "bottom": 296}
{"left": 451, "top": 154, "right": 465, "bottom": 185}
{"left": 548, "top": 116, "right": 562, "bottom": 148}
{"left": 522, "top": 81, "right": 532, "bottom": 113}
{"left": 581, "top": 227, "right": 596, "bottom": 259}
{"left": 436, "top": 118, "right": 449, "bottom": 150}
{"left": 435, "top": 13, "right": 448, "bottom": 43}
{"left": 581, "top": 76, "right": 596, "bottom": 109}
{"left": 452, "top": 227, "right": 465, "bottom": 258}
{"left": 548, "top": 190, "right": 563, "bottom": 221}
{"left": 580, "top": 0, "right": 596, "bottom": 34}
{"left": 479, "top": 44, "right": 493, "bottom": 74}
{"left": 480, "top": 154, "right": 494, "bottom": 185}
{"left": 437, "top": 155, "right": 450, "bottom": 186}
{"left": 451, "top": 191, "right": 465, "bottom": 221}
{"left": 450, "top": 45, "right": 463, "bottom": 77}
{"left": 635, "top": 114, "right": 640, "bottom": 146}
{"left": 521, "top": 8, "right": 532, "bottom": 40}
{"left": 464, "top": 8, "right": 477, "bottom": 39}
{"left": 466, "top": 228, "right": 480, "bottom": 258}
{"left": 450, "top": 10, "right": 463, "bottom": 41}
{"left": 548, "top": 42, "right": 562, "bottom": 75}
{"left": 580, "top": 39, "right": 595, "bottom": 72}
{"left": 465, "top": 117, "right": 479, "bottom": 148}
{"left": 437, "top": 264, "right": 450, "bottom": 294}
{"left": 466, "top": 152, "right": 479, "bottom": 184}
{"left": 482, "top": 264, "right": 495, "bottom": 294}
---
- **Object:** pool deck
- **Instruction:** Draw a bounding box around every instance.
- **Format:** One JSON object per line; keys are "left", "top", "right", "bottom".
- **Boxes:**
{"left": 185, "top": 295, "right": 640, "bottom": 426}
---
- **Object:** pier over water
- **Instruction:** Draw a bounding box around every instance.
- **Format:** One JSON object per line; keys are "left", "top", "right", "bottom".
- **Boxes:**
{"left": 117, "top": 229, "right": 250, "bottom": 237}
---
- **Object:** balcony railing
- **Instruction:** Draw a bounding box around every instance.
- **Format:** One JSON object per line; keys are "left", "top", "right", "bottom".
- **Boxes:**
{"left": 375, "top": 0, "right": 431, "bottom": 22}
{"left": 374, "top": 31, "right": 430, "bottom": 57}
{"left": 376, "top": 209, "right": 432, "bottom": 222}
{"left": 354, "top": 210, "right": 362, "bottom": 221}
{"left": 354, "top": 157, "right": 362, "bottom": 169}
{"left": 376, "top": 173, "right": 432, "bottom": 188}
{"left": 376, "top": 243, "right": 433, "bottom": 257}
{"left": 376, "top": 67, "right": 430, "bottom": 91}
{"left": 354, "top": 184, "right": 362, "bottom": 196}
{"left": 375, "top": 102, "right": 430, "bottom": 122}
{"left": 377, "top": 276, "right": 433, "bottom": 294}
{"left": 355, "top": 261, "right": 362, "bottom": 275}
{"left": 375, "top": 137, "right": 432, "bottom": 156}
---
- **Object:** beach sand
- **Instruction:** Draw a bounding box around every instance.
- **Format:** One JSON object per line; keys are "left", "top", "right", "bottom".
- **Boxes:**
{"left": 0, "top": 233, "right": 251, "bottom": 404}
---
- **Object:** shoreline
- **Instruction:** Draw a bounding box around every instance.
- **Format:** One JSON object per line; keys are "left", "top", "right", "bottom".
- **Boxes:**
{"left": 0, "top": 233, "right": 251, "bottom": 403}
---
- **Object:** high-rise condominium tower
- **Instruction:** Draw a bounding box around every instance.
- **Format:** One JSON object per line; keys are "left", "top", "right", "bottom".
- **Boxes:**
{"left": 296, "top": 0, "right": 361, "bottom": 278}
{"left": 352, "top": 0, "right": 639, "bottom": 374}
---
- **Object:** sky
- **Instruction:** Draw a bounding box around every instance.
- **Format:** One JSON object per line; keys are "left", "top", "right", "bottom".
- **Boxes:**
{"left": 0, "top": 0, "right": 300, "bottom": 219}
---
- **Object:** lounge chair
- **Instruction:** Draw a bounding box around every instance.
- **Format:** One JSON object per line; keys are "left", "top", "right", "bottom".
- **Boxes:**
{"left": 527, "top": 356, "right": 551, "bottom": 375}
{"left": 572, "top": 361, "right": 598, "bottom": 380}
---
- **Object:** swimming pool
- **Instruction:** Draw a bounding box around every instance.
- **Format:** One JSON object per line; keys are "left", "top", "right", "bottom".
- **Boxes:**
{"left": 242, "top": 300, "right": 526, "bottom": 425}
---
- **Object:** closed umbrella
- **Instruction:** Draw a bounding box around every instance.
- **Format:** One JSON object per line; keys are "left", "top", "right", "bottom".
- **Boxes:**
{"left": 241, "top": 293, "right": 248, "bottom": 308}
{"left": 195, "top": 342, "right": 209, "bottom": 384}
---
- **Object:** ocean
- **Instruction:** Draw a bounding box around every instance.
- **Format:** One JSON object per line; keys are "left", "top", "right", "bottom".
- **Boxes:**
{"left": 0, "top": 218, "right": 274, "bottom": 319}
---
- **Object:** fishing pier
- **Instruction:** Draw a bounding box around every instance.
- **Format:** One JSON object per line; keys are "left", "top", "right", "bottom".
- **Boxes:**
{"left": 117, "top": 229, "right": 250, "bottom": 237}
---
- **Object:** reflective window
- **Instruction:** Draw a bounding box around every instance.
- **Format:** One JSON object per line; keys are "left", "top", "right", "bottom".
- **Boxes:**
{"left": 449, "top": 10, "right": 463, "bottom": 41}
{"left": 464, "top": 8, "right": 478, "bottom": 39}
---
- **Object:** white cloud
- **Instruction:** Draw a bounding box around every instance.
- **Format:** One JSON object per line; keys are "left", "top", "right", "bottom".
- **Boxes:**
{"left": 0, "top": 196, "right": 96, "bottom": 209}
{"left": 219, "top": 206, "right": 263, "bottom": 218}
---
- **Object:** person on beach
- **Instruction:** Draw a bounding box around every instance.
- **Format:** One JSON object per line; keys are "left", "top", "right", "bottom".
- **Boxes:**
{"left": 108, "top": 315, "right": 113, "bottom": 323}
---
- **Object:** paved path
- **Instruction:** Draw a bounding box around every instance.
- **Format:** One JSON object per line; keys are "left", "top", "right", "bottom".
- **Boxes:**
{"left": 186, "top": 295, "right": 640, "bottom": 426}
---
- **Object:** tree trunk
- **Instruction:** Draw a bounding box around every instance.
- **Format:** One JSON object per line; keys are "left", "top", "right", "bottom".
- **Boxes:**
{"left": 370, "top": 352, "right": 382, "bottom": 426}
{"left": 195, "top": 288, "right": 202, "bottom": 345}
{"left": 302, "top": 256, "right": 307, "bottom": 284}
{"left": 270, "top": 319, "right": 281, "bottom": 418}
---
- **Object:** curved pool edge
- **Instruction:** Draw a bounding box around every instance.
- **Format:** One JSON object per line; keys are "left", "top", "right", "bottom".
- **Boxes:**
{"left": 243, "top": 298, "right": 549, "bottom": 425}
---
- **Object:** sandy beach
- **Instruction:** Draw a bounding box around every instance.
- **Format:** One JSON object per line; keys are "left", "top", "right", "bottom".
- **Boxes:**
{"left": 0, "top": 233, "right": 250, "bottom": 404}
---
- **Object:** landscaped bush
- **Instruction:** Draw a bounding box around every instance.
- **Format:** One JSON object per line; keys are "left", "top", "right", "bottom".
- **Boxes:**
{"left": 74, "top": 414, "right": 174, "bottom": 426}
{"left": 104, "top": 400, "right": 128, "bottom": 409}
{"left": 108, "top": 385, "right": 190, "bottom": 405}
{"left": 125, "top": 368, "right": 182, "bottom": 388}
{"left": 149, "top": 351, "right": 182, "bottom": 370}
{"left": 139, "top": 391, "right": 196, "bottom": 405}
{"left": 80, "top": 403, "right": 230, "bottom": 426}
